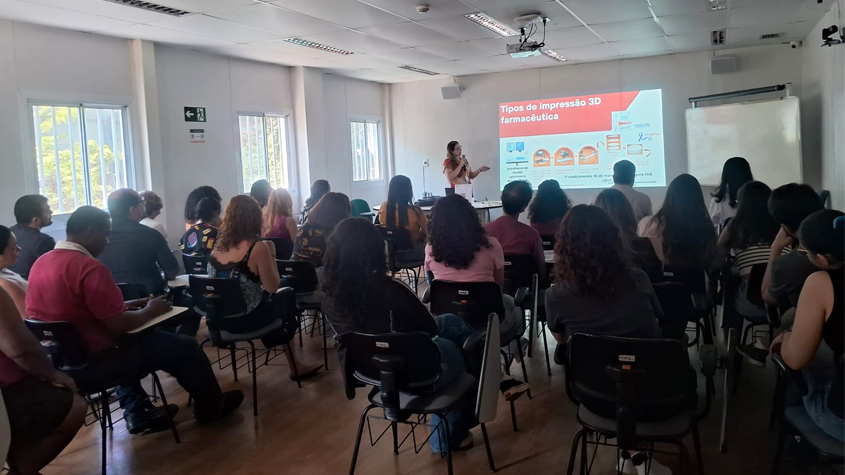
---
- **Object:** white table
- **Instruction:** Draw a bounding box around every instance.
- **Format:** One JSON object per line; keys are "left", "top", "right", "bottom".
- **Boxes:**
{"left": 167, "top": 274, "right": 190, "bottom": 288}
{"left": 373, "top": 200, "right": 503, "bottom": 223}
{"left": 128, "top": 306, "right": 189, "bottom": 334}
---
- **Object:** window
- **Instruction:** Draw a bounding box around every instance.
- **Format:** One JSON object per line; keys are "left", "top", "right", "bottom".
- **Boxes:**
{"left": 30, "top": 104, "right": 132, "bottom": 214}
{"left": 237, "top": 114, "right": 293, "bottom": 192}
{"left": 350, "top": 120, "right": 382, "bottom": 182}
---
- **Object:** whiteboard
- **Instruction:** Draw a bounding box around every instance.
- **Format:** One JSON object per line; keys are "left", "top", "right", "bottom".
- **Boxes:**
{"left": 686, "top": 97, "right": 802, "bottom": 187}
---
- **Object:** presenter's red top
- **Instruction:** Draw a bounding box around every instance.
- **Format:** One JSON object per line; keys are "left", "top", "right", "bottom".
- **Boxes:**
{"left": 443, "top": 158, "right": 470, "bottom": 187}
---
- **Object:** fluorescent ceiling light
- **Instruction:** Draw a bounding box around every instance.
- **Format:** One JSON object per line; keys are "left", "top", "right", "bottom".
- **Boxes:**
{"left": 102, "top": 0, "right": 192, "bottom": 16}
{"left": 464, "top": 12, "right": 519, "bottom": 37}
{"left": 708, "top": 0, "right": 727, "bottom": 11}
{"left": 398, "top": 65, "right": 441, "bottom": 75}
{"left": 284, "top": 38, "right": 354, "bottom": 55}
{"left": 542, "top": 49, "right": 568, "bottom": 62}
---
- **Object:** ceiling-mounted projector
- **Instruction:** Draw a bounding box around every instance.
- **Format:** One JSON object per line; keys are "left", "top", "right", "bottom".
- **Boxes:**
{"left": 507, "top": 41, "right": 542, "bottom": 58}
{"left": 506, "top": 13, "right": 546, "bottom": 58}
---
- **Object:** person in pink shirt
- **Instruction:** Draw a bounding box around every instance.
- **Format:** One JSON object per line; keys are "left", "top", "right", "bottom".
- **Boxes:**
{"left": 485, "top": 180, "right": 546, "bottom": 282}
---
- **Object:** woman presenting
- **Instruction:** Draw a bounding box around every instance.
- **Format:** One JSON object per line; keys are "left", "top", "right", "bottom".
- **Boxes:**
{"left": 443, "top": 141, "right": 490, "bottom": 187}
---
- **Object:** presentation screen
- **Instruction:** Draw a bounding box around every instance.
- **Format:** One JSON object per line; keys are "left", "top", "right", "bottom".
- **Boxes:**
{"left": 499, "top": 89, "right": 666, "bottom": 190}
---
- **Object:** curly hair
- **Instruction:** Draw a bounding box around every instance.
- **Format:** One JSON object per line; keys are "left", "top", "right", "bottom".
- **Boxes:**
{"left": 139, "top": 190, "right": 163, "bottom": 216}
{"left": 263, "top": 188, "right": 294, "bottom": 236}
{"left": 554, "top": 205, "right": 632, "bottom": 297}
{"left": 725, "top": 181, "right": 778, "bottom": 249}
{"left": 528, "top": 179, "right": 571, "bottom": 224}
{"left": 184, "top": 186, "right": 221, "bottom": 224}
{"left": 322, "top": 218, "right": 389, "bottom": 327}
{"left": 428, "top": 194, "right": 489, "bottom": 269}
{"left": 653, "top": 174, "right": 716, "bottom": 268}
{"left": 215, "top": 195, "right": 263, "bottom": 252}
{"left": 307, "top": 192, "right": 350, "bottom": 233}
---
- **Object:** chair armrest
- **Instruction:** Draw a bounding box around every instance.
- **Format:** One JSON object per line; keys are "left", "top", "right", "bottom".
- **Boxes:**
{"left": 273, "top": 286, "right": 294, "bottom": 297}
{"left": 773, "top": 353, "right": 809, "bottom": 397}
{"left": 514, "top": 287, "right": 529, "bottom": 307}
{"left": 767, "top": 306, "right": 781, "bottom": 328}
{"left": 463, "top": 329, "right": 487, "bottom": 352}
{"left": 697, "top": 344, "right": 717, "bottom": 420}
{"left": 421, "top": 286, "right": 431, "bottom": 304}
{"left": 691, "top": 292, "right": 707, "bottom": 311}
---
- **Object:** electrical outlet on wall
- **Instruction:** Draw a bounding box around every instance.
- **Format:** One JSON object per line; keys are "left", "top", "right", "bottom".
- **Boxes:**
{"left": 423, "top": 158, "right": 430, "bottom": 167}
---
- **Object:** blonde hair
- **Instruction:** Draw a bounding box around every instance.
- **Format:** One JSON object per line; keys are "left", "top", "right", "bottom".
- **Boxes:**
{"left": 263, "top": 188, "right": 294, "bottom": 235}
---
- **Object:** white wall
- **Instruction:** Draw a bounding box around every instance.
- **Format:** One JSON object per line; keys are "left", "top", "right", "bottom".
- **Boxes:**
{"left": 391, "top": 45, "right": 808, "bottom": 209}
{"left": 802, "top": 0, "right": 845, "bottom": 210}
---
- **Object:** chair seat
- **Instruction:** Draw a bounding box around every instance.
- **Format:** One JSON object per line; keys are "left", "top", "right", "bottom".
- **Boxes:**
{"left": 576, "top": 405, "right": 694, "bottom": 440}
{"left": 784, "top": 406, "right": 845, "bottom": 459}
{"left": 367, "top": 373, "right": 477, "bottom": 414}
{"left": 73, "top": 371, "right": 151, "bottom": 395}
{"left": 394, "top": 260, "right": 424, "bottom": 269}
{"left": 219, "top": 318, "right": 285, "bottom": 342}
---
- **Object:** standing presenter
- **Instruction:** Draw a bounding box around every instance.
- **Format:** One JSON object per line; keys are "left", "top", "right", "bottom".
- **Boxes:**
{"left": 443, "top": 141, "right": 490, "bottom": 188}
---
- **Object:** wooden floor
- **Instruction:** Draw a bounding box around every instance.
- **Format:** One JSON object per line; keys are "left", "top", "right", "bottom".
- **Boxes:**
{"left": 42, "top": 318, "right": 822, "bottom": 475}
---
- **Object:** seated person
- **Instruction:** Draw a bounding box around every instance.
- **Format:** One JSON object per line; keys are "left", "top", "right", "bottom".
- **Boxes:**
{"left": 263, "top": 188, "right": 298, "bottom": 243}
{"left": 8, "top": 194, "right": 55, "bottom": 279}
{"left": 300, "top": 180, "right": 330, "bottom": 225}
{"left": 594, "top": 189, "right": 662, "bottom": 281}
{"left": 0, "top": 285, "right": 86, "bottom": 475}
{"left": 322, "top": 217, "right": 477, "bottom": 453}
{"left": 485, "top": 180, "right": 546, "bottom": 283}
{"left": 26, "top": 206, "right": 244, "bottom": 434}
{"left": 292, "top": 192, "right": 350, "bottom": 271}
{"left": 379, "top": 175, "right": 428, "bottom": 262}
{"left": 250, "top": 179, "right": 273, "bottom": 208}
{"left": 139, "top": 190, "right": 167, "bottom": 239}
{"left": 610, "top": 160, "right": 652, "bottom": 222}
{"left": 209, "top": 195, "right": 321, "bottom": 379}
{"left": 770, "top": 210, "right": 845, "bottom": 443}
{"left": 528, "top": 179, "right": 571, "bottom": 237}
{"left": 708, "top": 157, "right": 753, "bottom": 228}
{"left": 184, "top": 186, "right": 222, "bottom": 231}
{"left": 181, "top": 197, "right": 221, "bottom": 256}
{"left": 639, "top": 174, "right": 716, "bottom": 269}
{"left": 0, "top": 226, "right": 29, "bottom": 318}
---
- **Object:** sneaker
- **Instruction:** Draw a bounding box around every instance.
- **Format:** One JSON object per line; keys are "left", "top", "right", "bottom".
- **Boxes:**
{"left": 456, "top": 432, "right": 474, "bottom": 451}
{"left": 194, "top": 390, "right": 245, "bottom": 423}
{"left": 737, "top": 343, "right": 768, "bottom": 367}
{"left": 500, "top": 378, "right": 530, "bottom": 402}
{"left": 126, "top": 404, "right": 179, "bottom": 435}
{"left": 617, "top": 454, "right": 672, "bottom": 475}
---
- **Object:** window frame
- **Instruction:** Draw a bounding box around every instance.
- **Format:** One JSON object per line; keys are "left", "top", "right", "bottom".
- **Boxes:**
{"left": 234, "top": 110, "right": 297, "bottom": 196}
{"left": 25, "top": 99, "right": 136, "bottom": 216}
{"left": 348, "top": 115, "right": 385, "bottom": 190}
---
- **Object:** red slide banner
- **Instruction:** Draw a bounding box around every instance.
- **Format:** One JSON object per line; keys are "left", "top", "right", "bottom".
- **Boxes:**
{"left": 499, "top": 90, "right": 640, "bottom": 138}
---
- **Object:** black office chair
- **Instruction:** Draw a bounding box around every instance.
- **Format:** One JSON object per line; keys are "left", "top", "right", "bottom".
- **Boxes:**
{"left": 376, "top": 226, "right": 424, "bottom": 293}
{"left": 564, "top": 333, "right": 716, "bottom": 475}
{"left": 771, "top": 354, "right": 844, "bottom": 475}
{"left": 429, "top": 279, "right": 527, "bottom": 431}
{"left": 540, "top": 235, "right": 555, "bottom": 251}
{"left": 263, "top": 237, "right": 293, "bottom": 260}
{"left": 276, "top": 260, "right": 329, "bottom": 370}
{"left": 662, "top": 265, "right": 714, "bottom": 347}
{"left": 346, "top": 314, "right": 501, "bottom": 475}
{"left": 116, "top": 282, "right": 147, "bottom": 301}
{"left": 653, "top": 282, "right": 695, "bottom": 341}
{"left": 189, "top": 276, "right": 302, "bottom": 415}
{"left": 503, "top": 254, "right": 550, "bottom": 376}
{"left": 24, "top": 319, "right": 179, "bottom": 475}
{"left": 182, "top": 253, "right": 209, "bottom": 275}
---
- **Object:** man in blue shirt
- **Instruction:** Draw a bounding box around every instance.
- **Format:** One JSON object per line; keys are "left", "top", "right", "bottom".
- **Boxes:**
{"left": 8, "top": 195, "right": 55, "bottom": 278}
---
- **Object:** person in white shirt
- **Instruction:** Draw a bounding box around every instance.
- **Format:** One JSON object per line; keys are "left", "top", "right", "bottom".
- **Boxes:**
{"left": 139, "top": 190, "right": 167, "bottom": 239}
{"left": 708, "top": 156, "right": 753, "bottom": 229}
{"left": 610, "top": 160, "right": 652, "bottom": 222}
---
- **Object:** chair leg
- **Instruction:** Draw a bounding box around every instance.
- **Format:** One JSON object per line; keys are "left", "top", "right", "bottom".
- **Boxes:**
{"left": 580, "top": 430, "right": 589, "bottom": 475}
{"left": 516, "top": 338, "right": 532, "bottom": 399}
{"left": 509, "top": 401, "right": 518, "bottom": 432}
{"left": 152, "top": 373, "right": 181, "bottom": 443}
{"left": 105, "top": 395, "right": 113, "bottom": 431}
{"left": 349, "top": 405, "right": 376, "bottom": 475}
{"left": 298, "top": 314, "right": 304, "bottom": 347}
{"left": 286, "top": 339, "right": 302, "bottom": 388}
{"left": 321, "top": 311, "right": 329, "bottom": 370}
{"left": 771, "top": 426, "right": 787, "bottom": 475}
{"left": 249, "top": 341, "right": 258, "bottom": 416}
{"left": 230, "top": 346, "right": 238, "bottom": 382}
{"left": 100, "top": 392, "right": 107, "bottom": 475}
{"left": 439, "top": 412, "right": 454, "bottom": 475}
{"left": 567, "top": 430, "right": 584, "bottom": 475}
{"left": 391, "top": 421, "right": 399, "bottom": 455}
{"left": 692, "top": 423, "right": 704, "bottom": 475}
{"left": 541, "top": 322, "right": 551, "bottom": 376}
{"left": 481, "top": 423, "right": 496, "bottom": 472}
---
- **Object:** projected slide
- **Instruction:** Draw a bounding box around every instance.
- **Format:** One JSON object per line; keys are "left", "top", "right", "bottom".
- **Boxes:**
{"left": 499, "top": 89, "right": 666, "bottom": 189}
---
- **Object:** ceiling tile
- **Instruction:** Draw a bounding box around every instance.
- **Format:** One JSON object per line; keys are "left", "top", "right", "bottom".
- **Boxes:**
{"left": 658, "top": 10, "right": 727, "bottom": 35}
{"left": 202, "top": 43, "right": 314, "bottom": 65}
{"left": 610, "top": 36, "right": 671, "bottom": 55}
{"left": 561, "top": 0, "right": 652, "bottom": 24}
{"left": 0, "top": 0, "right": 134, "bottom": 32}
{"left": 270, "top": 0, "right": 404, "bottom": 28}
{"left": 366, "top": 47, "right": 449, "bottom": 64}
{"left": 150, "top": 14, "right": 283, "bottom": 44}
{"left": 591, "top": 18, "right": 664, "bottom": 42}
{"left": 139, "top": 0, "right": 255, "bottom": 13}
{"left": 667, "top": 32, "right": 712, "bottom": 51}
{"left": 209, "top": 3, "right": 345, "bottom": 36}
{"left": 729, "top": 6, "right": 801, "bottom": 28}
{"left": 299, "top": 30, "right": 406, "bottom": 53}
{"left": 464, "top": 0, "right": 557, "bottom": 10}
{"left": 417, "top": 40, "right": 493, "bottom": 60}
{"left": 466, "top": 36, "right": 514, "bottom": 55}
{"left": 363, "top": 0, "right": 477, "bottom": 20}
{"left": 542, "top": 26, "right": 604, "bottom": 48}
{"left": 788, "top": 20, "right": 817, "bottom": 39}
{"left": 797, "top": 0, "right": 835, "bottom": 22}
{"left": 325, "top": 68, "right": 413, "bottom": 83}
{"left": 649, "top": 0, "right": 707, "bottom": 16}
{"left": 251, "top": 39, "right": 349, "bottom": 58}
{"left": 22, "top": 0, "right": 171, "bottom": 23}
{"left": 95, "top": 23, "right": 235, "bottom": 47}
{"left": 410, "top": 60, "right": 487, "bottom": 76}
{"left": 727, "top": 25, "right": 794, "bottom": 46}
{"left": 731, "top": 0, "right": 800, "bottom": 7}
{"left": 482, "top": 2, "right": 582, "bottom": 32}
{"left": 319, "top": 54, "right": 401, "bottom": 69}
{"left": 357, "top": 21, "right": 457, "bottom": 46}
{"left": 550, "top": 42, "right": 618, "bottom": 61}
{"left": 418, "top": 15, "right": 501, "bottom": 40}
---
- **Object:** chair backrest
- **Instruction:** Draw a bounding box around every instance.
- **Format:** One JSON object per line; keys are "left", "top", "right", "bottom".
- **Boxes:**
{"left": 540, "top": 235, "right": 555, "bottom": 251}
{"left": 116, "top": 282, "right": 147, "bottom": 301}
{"left": 263, "top": 237, "right": 293, "bottom": 260}
{"left": 429, "top": 280, "right": 504, "bottom": 329}
{"left": 172, "top": 249, "right": 186, "bottom": 274}
{"left": 746, "top": 263, "right": 767, "bottom": 307}
{"left": 502, "top": 254, "right": 538, "bottom": 297}
{"left": 276, "top": 260, "right": 320, "bottom": 294}
{"left": 182, "top": 253, "right": 209, "bottom": 275}
{"left": 568, "top": 333, "right": 692, "bottom": 432}
{"left": 350, "top": 199, "right": 372, "bottom": 218}
{"left": 188, "top": 275, "right": 249, "bottom": 320}
{"left": 375, "top": 226, "right": 413, "bottom": 252}
{"left": 818, "top": 190, "right": 831, "bottom": 208}
{"left": 24, "top": 319, "right": 90, "bottom": 371}
{"left": 662, "top": 265, "right": 706, "bottom": 295}
{"left": 476, "top": 314, "right": 501, "bottom": 424}
{"left": 652, "top": 282, "right": 693, "bottom": 340}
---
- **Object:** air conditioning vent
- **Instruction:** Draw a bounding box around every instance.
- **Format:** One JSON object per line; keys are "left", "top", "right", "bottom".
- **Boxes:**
{"left": 711, "top": 28, "right": 727, "bottom": 46}
{"left": 101, "top": 0, "right": 192, "bottom": 16}
{"left": 760, "top": 32, "right": 783, "bottom": 40}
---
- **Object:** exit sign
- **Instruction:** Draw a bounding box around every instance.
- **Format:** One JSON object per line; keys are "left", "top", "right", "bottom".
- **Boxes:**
{"left": 184, "top": 107, "right": 206, "bottom": 122}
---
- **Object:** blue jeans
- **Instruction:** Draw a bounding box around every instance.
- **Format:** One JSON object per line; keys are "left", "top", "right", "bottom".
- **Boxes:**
{"left": 800, "top": 343, "right": 845, "bottom": 442}
{"left": 429, "top": 314, "right": 476, "bottom": 454}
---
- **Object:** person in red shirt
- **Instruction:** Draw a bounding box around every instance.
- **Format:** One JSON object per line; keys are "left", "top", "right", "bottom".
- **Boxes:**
{"left": 26, "top": 206, "right": 243, "bottom": 435}
{"left": 0, "top": 285, "right": 86, "bottom": 475}
{"left": 485, "top": 180, "right": 547, "bottom": 282}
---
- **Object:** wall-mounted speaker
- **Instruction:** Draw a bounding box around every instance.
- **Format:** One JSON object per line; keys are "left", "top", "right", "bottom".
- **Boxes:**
{"left": 441, "top": 84, "right": 461, "bottom": 100}
{"left": 710, "top": 56, "right": 737, "bottom": 74}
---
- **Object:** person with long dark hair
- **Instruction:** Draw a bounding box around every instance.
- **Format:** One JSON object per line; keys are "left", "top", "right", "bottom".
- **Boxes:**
{"left": 594, "top": 189, "right": 661, "bottom": 281}
{"left": 528, "top": 179, "right": 571, "bottom": 237}
{"left": 292, "top": 192, "right": 350, "bottom": 270}
{"left": 300, "top": 180, "right": 331, "bottom": 225}
{"left": 378, "top": 175, "right": 427, "bottom": 261}
{"left": 249, "top": 179, "right": 273, "bottom": 208}
{"left": 184, "top": 186, "right": 222, "bottom": 230}
{"left": 639, "top": 174, "right": 716, "bottom": 269}
{"left": 709, "top": 157, "right": 753, "bottom": 227}
{"left": 322, "top": 217, "right": 477, "bottom": 452}
{"left": 443, "top": 141, "right": 490, "bottom": 188}
{"left": 770, "top": 210, "right": 845, "bottom": 442}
